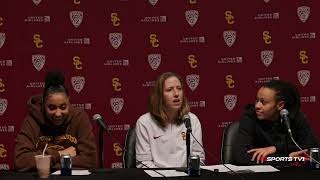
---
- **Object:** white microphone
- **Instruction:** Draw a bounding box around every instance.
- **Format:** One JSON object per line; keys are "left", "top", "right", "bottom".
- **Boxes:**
{"left": 280, "top": 109, "right": 292, "bottom": 137}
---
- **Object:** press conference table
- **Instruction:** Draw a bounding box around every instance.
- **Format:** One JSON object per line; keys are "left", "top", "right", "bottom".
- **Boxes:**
{"left": 1, "top": 167, "right": 320, "bottom": 180}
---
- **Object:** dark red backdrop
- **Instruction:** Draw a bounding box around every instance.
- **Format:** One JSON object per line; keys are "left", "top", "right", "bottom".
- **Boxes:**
{"left": 0, "top": 0, "right": 319, "bottom": 169}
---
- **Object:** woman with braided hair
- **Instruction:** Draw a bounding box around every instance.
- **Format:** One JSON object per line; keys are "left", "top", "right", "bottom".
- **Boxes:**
{"left": 233, "top": 80, "right": 319, "bottom": 165}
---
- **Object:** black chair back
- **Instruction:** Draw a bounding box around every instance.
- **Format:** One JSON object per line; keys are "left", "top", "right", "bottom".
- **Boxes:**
{"left": 123, "top": 127, "right": 136, "bottom": 168}
{"left": 220, "top": 121, "right": 239, "bottom": 164}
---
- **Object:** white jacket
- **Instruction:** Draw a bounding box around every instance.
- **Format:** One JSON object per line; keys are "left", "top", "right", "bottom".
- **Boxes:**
{"left": 135, "top": 112, "right": 205, "bottom": 168}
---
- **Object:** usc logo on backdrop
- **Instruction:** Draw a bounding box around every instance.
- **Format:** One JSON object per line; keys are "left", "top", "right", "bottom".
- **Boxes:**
{"left": 225, "top": 75, "right": 235, "bottom": 88}
{"left": 225, "top": 11, "right": 234, "bottom": 24}
{"left": 150, "top": 34, "right": 159, "bottom": 47}
{"left": 0, "top": 79, "right": 5, "bottom": 92}
{"left": 0, "top": 144, "right": 7, "bottom": 158}
{"left": 189, "top": 0, "right": 196, "bottom": 4}
{"left": 33, "top": 34, "right": 43, "bottom": 48}
{"left": 0, "top": 17, "right": 3, "bottom": 26}
{"left": 113, "top": 143, "right": 123, "bottom": 156}
{"left": 73, "top": 56, "right": 82, "bottom": 70}
{"left": 263, "top": 31, "right": 272, "bottom": 44}
{"left": 299, "top": 50, "right": 309, "bottom": 64}
{"left": 112, "top": 78, "right": 121, "bottom": 92}
{"left": 73, "top": 0, "right": 80, "bottom": 4}
{"left": 188, "top": 55, "right": 197, "bottom": 68}
{"left": 111, "top": 13, "right": 120, "bottom": 27}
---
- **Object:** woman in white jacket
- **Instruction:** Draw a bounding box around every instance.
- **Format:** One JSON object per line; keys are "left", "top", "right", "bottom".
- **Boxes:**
{"left": 135, "top": 72, "right": 205, "bottom": 168}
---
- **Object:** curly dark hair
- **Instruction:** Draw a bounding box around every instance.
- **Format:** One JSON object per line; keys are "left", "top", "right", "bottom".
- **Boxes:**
{"left": 43, "top": 70, "right": 69, "bottom": 102}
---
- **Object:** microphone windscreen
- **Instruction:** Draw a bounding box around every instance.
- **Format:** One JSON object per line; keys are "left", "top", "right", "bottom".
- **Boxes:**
{"left": 280, "top": 109, "right": 289, "bottom": 117}
{"left": 93, "top": 114, "right": 102, "bottom": 121}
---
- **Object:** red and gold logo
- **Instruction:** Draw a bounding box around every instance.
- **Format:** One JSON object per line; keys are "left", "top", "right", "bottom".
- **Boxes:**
{"left": 181, "top": 132, "right": 186, "bottom": 140}
{"left": 225, "top": 11, "right": 234, "bottom": 24}
{"left": 263, "top": 31, "right": 272, "bottom": 44}
{"left": 299, "top": 50, "right": 309, "bottom": 64}
{"left": 112, "top": 78, "right": 121, "bottom": 92}
{"left": 150, "top": 34, "right": 159, "bottom": 47}
{"left": 33, "top": 34, "right": 43, "bottom": 48}
{"left": 225, "top": 75, "right": 235, "bottom": 88}
{"left": 188, "top": 55, "right": 197, "bottom": 68}
{"left": 0, "top": 144, "right": 7, "bottom": 158}
{"left": 111, "top": 13, "right": 120, "bottom": 27}
{"left": 0, "top": 79, "right": 5, "bottom": 92}
{"left": 113, "top": 143, "right": 123, "bottom": 156}
{"left": 73, "top": 56, "right": 82, "bottom": 70}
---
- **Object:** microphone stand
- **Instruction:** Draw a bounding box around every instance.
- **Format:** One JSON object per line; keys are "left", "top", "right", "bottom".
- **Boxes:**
{"left": 186, "top": 127, "right": 191, "bottom": 169}
{"left": 99, "top": 126, "right": 105, "bottom": 168}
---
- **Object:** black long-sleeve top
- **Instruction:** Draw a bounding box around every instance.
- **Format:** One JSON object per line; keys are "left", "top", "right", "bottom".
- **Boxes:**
{"left": 233, "top": 104, "right": 319, "bottom": 165}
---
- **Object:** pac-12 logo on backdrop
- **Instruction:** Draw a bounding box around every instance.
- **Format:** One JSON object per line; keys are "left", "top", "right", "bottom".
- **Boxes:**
{"left": 297, "top": 70, "right": 310, "bottom": 87}
{"left": 0, "top": 98, "right": 7, "bottom": 116}
{"left": 149, "top": 0, "right": 158, "bottom": 6}
{"left": 261, "top": 50, "right": 274, "bottom": 67}
{"left": 186, "top": 74, "right": 200, "bottom": 92}
{"left": 71, "top": 76, "right": 85, "bottom": 93}
{"left": 109, "top": 33, "right": 122, "bottom": 49}
{"left": 148, "top": 54, "right": 161, "bottom": 70}
{"left": 70, "top": 11, "right": 83, "bottom": 28}
{"left": 32, "top": 54, "right": 46, "bottom": 71}
{"left": 110, "top": 98, "right": 124, "bottom": 114}
{"left": 297, "top": 6, "right": 310, "bottom": 23}
{"left": 0, "top": 33, "right": 5, "bottom": 48}
{"left": 185, "top": 10, "right": 199, "bottom": 27}
{"left": 32, "top": 0, "right": 42, "bottom": 6}
{"left": 223, "top": 30, "right": 236, "bottom": 47}
{"left": 224, "top": 95, "right": 237, "bottom": 111}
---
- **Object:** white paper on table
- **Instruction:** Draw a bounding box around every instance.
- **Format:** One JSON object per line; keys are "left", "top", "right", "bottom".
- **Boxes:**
{"left": 51, "top": 170, "right": 91, "bottom": 175}
{"left": 144, "top": 170, "right": 188, "bottom": 177}
{"left": 201, "top": 164, "right": 279, "bottom": 173}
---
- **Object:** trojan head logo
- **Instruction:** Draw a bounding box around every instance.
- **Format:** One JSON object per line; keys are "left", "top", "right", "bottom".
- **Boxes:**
{"left": 112, "top": 78, "right": 122, "bottom": 92}
{"left": 32, "top": 54, "right": 46, "bottom": 71}
{"left": 189, "top": 0, "right": 197, "bottom": 4}
{"left": 111, "top": 13, "right": 120, "bottom": 27}
{"left": 299, "top": 50, "right": 308, "bottom": 64}
{"left": 109, "top": 33, "right": 123, "bottom": 49}
{"left": 185, "top": 10, "right": 199, "bottom": 27}
{"left": 223, "top": 30, "right": 236, "bottom": 47}
{"left": 149, "top": 0, "right": 158, "bottom": 6}
{"left": 263, "top": 31, "right": 272, "bottom": 44}
{"left": 181, "top": 132, "right": 186, "bottom": 140}
{"left": 32, "top": 0, "right": 42, "bottom": 5}
{"left": 73, "top": 56, "right": 82, "bottom": 70}
{"left": 33, "top": 34, "right": 43, "bottom": 48}
{"left": 113, "top": 143, "right": 123, "bottom": 157}
{"left": 188, "top": 55, "right": 197, "bottom": 68}
{"left": 71, "top": 76, "right": 85, "bottom": 93}
{"left": 148, "top": 54, "right": 161, "bottom": 70}
{"left": 186, "top": 74, "right": 200, "bottom": 92}
{"left": 69, "top": 11, "right": 83, "bottom": 28}
{"left": 297, "top": 70, "right": 310, "bottom": 87}
{"left": 225, "top": 11, "right": 234, "bottom": 25}
{"left": 110, "top": 98, "right": 124, "bottom": 114}
{"left": 261, "top": 50, "right": 274, "bottom": 67}
{"left": 149, "top": 34, "right": 159, "bottom": 48}
{"left": 224, "top": 95, "right": 237, "bottom": 111}
{"left": 0, "top": 144, "right": 7, "bottom": 158}
{"left": 297, "top": 6, "right": 310, "bottom": 23}
{"left": 225, "top": 75, "right": 235, "bottom": 88}
{"left": 0, "top": 33, "right": 5, "bottom": 48}
{"left": 73, "top": 0, "right": 80, "bottom": 4}
{"left": 0, "top": 79, "right": 5, "bottom": 92}
{"left": 0, "top": 98, "right": 8, "bottom": 116}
